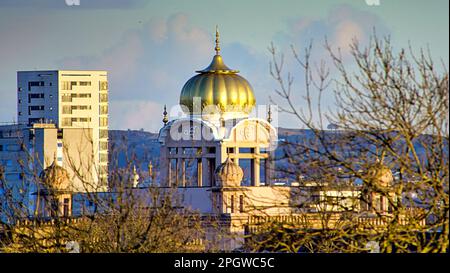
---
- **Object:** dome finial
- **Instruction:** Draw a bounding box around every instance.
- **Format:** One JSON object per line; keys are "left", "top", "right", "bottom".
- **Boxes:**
{"left": 267, "top": 105, "right": 273, "bottom": 123}
{"left": 215, "top": 25, "right": 220, "bottom": 55}
{"left": 52, "top": 151, "right": 59, "bottom": 166}
{"left": 219, "top": 112, "right": 225, "bottom": 127}
{"left": 162, "top": 104, "right": 168, "bottom": 125}
{"left": 132, "top": 165, "right": 139, "bottom": 187}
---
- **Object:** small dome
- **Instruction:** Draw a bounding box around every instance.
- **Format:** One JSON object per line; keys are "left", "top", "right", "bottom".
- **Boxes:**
{"left": 215, "top": 157, "right": 243, "bottom": 187}
{"left": 39, "top": 160, "right": 70, "bottom": 191}
{"left": 367, "top": 162, "right": 393, "bottom": 187}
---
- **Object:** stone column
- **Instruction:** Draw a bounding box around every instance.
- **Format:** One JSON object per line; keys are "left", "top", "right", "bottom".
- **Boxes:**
{"left": 197, "top": 159, "right": 203, "bottom": 187}
{"left": 201, "top": 148, "right": 209, "bottom": 187}
{"left": 267, "top": 150, "right": 275, "bottom": 186}
{"left": 219, "top": 145, "right": 227, "bottom": 166}
{"left": 174, "top": 158, "right": 179, "bottom": 187}
{"left": 253, "top": 147, "right": 260, "bottom": 187}
{"left": 160, "top": 147, "right": 170, "bottom": 187}
{"left": 180, "top": 158, "right": 186, "bottom": 187}
{"left": 167, "top": 158, "right": 172, "bottom": 187}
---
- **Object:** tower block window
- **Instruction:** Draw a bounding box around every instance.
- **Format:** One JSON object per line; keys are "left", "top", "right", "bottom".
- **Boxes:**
{"left": 100, "top": 81, "right": 108, "bottom": 91}
{"left": 100, "top": 129, "right": 108, "bottom": 138}
{"left": 28, "top": 81, "right": 44, "bottom": 91}
{"left": 99, "top": 93, "right": 108, "bottom": 102}
{"left": 99, "top": 117, "right": 108, "bottom": 127}
{"left": 99, "top": 105, "right": 108, "bottom": 115}
{"left": 62, "top": 81, "right": 71, "bottom": 90}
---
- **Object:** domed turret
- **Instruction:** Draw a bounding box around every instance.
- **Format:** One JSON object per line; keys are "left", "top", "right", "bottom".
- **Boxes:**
{"left": 179, "top": 27, "right": 256, "bottom": 121}
{"left": 215, "top": 157, "right": 244, "bottom": 187}
{"left": 366, "top": 161, "right": 394, "bottom": 187}
{"left": 39, "top": 158, "right": 71, "bottom": 191}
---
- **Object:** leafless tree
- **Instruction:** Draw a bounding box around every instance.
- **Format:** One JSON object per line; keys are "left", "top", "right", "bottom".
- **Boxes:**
{"left": 244, "top": 34, "right": 448, "bottom": 253}
{"left": 0, "top": 134, "right": 207, "bottom": 253}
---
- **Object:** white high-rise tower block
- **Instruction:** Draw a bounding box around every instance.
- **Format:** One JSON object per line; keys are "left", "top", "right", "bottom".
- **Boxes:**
{"left": 17, "top": 70, "right": 109, "bottom": 189}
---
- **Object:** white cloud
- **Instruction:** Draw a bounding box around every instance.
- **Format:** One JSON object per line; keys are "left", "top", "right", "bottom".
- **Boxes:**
{"left": 268, "top": 4, "right": 389, "bottom": 128}
{"left": 57, "top": 6, "right": 389, "bottom": 131}
{"left": 110, "top": 100, "right": 163, "bottom": 133}
{"left": 57, "top": 13, "right": 272, "bottom": 131}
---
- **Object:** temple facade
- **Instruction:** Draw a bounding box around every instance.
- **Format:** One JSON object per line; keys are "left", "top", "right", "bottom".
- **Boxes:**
{"left": 155, "top": 28, "right": 415, "bottom": 251}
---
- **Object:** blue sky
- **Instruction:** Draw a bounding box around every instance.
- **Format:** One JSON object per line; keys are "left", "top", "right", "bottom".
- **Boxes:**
{"left": 0, "top": 0, "right": 448, "bottom": 132}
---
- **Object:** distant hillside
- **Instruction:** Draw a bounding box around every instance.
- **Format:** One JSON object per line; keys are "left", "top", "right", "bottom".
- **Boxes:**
{"left": 277, "top": 127, "right": 311, "bottom": 136}
{"left": 109, "top": 129, "right": 159, "bottom": 144}
{"left": 108, "top": 129, "right": 160, "bottom": 171}
{"left": 108, "top": 128, "right": 443, "bottom": 180}
{"left": 107, "top": 127, "right": 306, "bottom": 170}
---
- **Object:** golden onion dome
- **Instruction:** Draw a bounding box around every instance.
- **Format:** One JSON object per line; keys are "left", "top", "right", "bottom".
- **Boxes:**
{"left": 179, "top": 27, "right": 256, "bottom": 116}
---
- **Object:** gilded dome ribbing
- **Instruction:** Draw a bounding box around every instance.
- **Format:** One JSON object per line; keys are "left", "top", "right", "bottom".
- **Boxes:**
{"left": 179, "top": 28, "right": 256, "bottom": 115}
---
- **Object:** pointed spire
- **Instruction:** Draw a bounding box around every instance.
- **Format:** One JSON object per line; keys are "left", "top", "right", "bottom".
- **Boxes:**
{"left": 162, "top": 104, "right": 168, "bottom": 125}
{"left": 219, "top": 112, "right": 225, "bottom": 127}
{"left": 52, "top": 151, "right": 59, "bottom": 167}
{"left": 380, "top": 150, "right": 386, "bottom": 164}
{"left": 132, "top": 165, "right": 139, "bottom": 187}
{"left": 148, "top": 161, "right": 153, "bottom": 178}
{"left": 215, "top": 25, "right": 220, "bottom": 55}
{"left": 267, "top": 105, "right": 273, "bottom": 123}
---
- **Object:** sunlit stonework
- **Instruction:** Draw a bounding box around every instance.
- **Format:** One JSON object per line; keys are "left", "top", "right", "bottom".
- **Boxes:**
{"left": 155, "top": 28, "right": 418, "bottom": 251}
